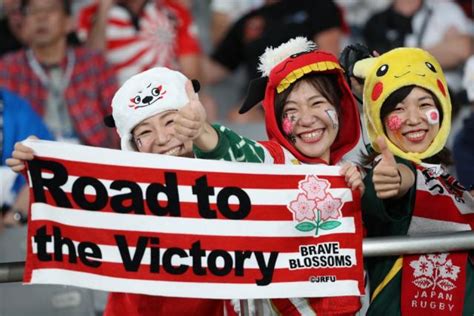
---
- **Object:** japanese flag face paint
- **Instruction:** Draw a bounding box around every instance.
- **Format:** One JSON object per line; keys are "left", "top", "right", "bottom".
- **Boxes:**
{"left": 325, "top": 109, "right": 339, "bottom": 129}
{"left": 426, "top": 108, "right": 440, "bottom": 125}
{"left": 282, "top": 114, "right": 297, "bottom": 143}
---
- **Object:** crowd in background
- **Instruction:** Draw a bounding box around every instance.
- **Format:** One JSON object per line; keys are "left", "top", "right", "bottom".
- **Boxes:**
{"left": 0, "top": 0, "right": 473, "bottom": 314}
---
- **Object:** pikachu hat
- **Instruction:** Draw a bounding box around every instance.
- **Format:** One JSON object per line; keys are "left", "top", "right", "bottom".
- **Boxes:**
{"left": 354, "top": 47, "right": 451, "bottom": 163}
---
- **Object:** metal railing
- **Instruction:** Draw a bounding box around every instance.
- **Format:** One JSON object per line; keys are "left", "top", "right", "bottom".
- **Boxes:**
{"left": 1, "top": 230, "right": 473, "bottom": 283}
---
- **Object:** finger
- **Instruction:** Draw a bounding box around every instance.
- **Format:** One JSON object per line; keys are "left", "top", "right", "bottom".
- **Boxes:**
{"left": 6, "top": 158, "right": 26, "bottom": 172}
{"left": 27, "top": 135, "right": 39, "bottom": 140}
{"left": 376, "top": 189, "right": 399, "bottom": 199}
{"left": 374, "top": 182, "right": 400, "bottom": 192}
{"left": 339, "top": 163, "right": 350, "bottom": 175}
{"left": 185, "top": 80, "right": 199, "bottom": 102}
{"left": 373, "top": 165, "right": 399, "bottom": 178}
{"left": 376, "top": 136, "right": 397, "bottom": 166}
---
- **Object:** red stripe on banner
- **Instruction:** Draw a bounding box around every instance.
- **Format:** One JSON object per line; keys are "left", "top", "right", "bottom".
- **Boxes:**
{"left": 33, "top": 157, "right": 348, "bottom": 189}
{"left": 415, "top": 191, "right": 474, "bottom": 226}
{"left": 29, "top": 257, "right": 360, "bottom": 284}
{"left": 35, "top": 190, "right": 357, "bottom": 221}
{"left": 28, "top": 220, "right": 359, "bottom": 253}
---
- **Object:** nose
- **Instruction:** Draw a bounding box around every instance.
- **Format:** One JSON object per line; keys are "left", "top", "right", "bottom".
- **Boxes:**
{"left": 405, "top": 106, "right": 423, "bottom": 125}
{"left": 154, "top": 128, "right": 171, "bottom": 146}
{"left": 298, "top": 109, "right": 317, "bottom": 126}
{"left": 142, "top": 96, "right": 153, "bottom": 104}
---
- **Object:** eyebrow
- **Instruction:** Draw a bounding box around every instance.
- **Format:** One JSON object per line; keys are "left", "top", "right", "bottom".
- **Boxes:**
{"left": 285, "top": 94, "right": 325, "bottom": 105}
{"left": 418, "top": 96, "right": 434, "bottom": 102}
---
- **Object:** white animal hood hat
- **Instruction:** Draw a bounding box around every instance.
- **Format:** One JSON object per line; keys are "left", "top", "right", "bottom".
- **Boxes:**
{"left": 109, "top": 67, "right": 190, "bottom": 151}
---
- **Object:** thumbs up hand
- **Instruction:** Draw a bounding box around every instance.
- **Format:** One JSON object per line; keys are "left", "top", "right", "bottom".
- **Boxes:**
{"left": 373, "top": 136, "right": 402, "bottom": 199}
{"left": 174, "top": 80, "right": 207, "bottom": 142}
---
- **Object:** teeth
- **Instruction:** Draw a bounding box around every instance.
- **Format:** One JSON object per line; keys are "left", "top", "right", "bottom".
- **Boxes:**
{"left": 405, "top": 131, "right": 425, "bottom": 140}
{"left": 300, "top": 130, "right": 323, "bottom": 140}
{"left": 163, "top": 147, "right": 180, "bottom": 156}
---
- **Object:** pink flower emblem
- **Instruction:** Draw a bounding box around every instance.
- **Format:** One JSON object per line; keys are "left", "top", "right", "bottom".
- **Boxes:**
{"left": 282, "top": 117, "right": 293, "bottom": 135}
{"left": 288, "top": 193, "right": 317, "bottom": 221}
{"left": 386, "top": 114, "right": 402, "bottom": 131}
{"left": 318, "top": 193, "right": 343, "bottom": 221}
{"left": 299, "top": 175, "right": 329, "bottom": 200}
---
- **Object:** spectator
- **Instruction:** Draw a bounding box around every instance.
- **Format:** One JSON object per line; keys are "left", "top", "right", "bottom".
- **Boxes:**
{"left": 0, "top": 0, "right": 25, "bottom": 56}
{"left": 0, "top": 0, "right": 119, "bottom": 148}
{"left": 363, "top": 0, "right": 472, "bottom": 92}
{"left": 1, "top": 88, "right": 53, "bottom": 227}
{"left": 203, "top": 0, "right": 346, "bottom": 121}
{"left": 453, "top": 55, "right": 474, "bottom": 191}
{"left": 209, "top": 0, "right": 264, "bottom": 47}
{"left": 77, "top": 0, "right": 202, "bottom": 85}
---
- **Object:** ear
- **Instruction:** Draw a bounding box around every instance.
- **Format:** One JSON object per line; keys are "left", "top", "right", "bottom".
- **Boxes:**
{"left": 353, "top": 57, "right": 377, "bottom": 79}
{"left": 239, "top": 76, "right": 268, "bottom": 114}
{"left": 191, "top": 79, "right": 200, "bottom": 93}
{"left": 103, "top": 115, "right": 116, "bottom": 128}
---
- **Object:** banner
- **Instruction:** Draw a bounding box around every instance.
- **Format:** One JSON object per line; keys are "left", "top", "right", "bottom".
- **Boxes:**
{"left": 23, "top": 139, "right": 364, "bottom": 299}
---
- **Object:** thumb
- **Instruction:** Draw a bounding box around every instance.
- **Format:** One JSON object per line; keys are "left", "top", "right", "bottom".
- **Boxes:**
{"left": 376, "top": 136, "right": 396, "bottom": 165}
{"left": 185, "top": 80, "right": 199, "bottom": 103}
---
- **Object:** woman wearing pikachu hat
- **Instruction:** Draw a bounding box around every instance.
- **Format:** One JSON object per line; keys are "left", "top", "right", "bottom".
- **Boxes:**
{"left": 353, "top": 47, "right": 474, "bottom": 315}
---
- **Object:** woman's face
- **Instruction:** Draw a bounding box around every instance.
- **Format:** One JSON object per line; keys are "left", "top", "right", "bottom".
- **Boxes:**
{"left": 282, "top": 80, "right": 339, "bottom": 163}
{"left": 132, "top": 111, "right": 193, "bottom": 157}
{"left": 383, "top": 87, "right": 440, "bottom": 153}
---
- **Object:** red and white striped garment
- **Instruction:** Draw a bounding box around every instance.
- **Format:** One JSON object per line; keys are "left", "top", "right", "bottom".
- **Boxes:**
{"left": 23, "top": 140, "right": 364, "bottom": 301}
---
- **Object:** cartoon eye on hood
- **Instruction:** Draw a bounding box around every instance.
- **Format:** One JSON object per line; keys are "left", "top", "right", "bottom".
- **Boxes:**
{"left": 239, "top": 37, "right": 360, "bottom": 165}
{"left": 353, "top": 47, "right": 451, "bottom": 163}
{"left": 128, "top": 83, "right": 167, "bottom": 109}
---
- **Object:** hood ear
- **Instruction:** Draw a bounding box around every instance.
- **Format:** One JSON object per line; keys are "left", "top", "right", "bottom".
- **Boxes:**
{"left": 104, "top": 115, "right": 116, "bottom": 128}
{"left": 353, "top": 57, "right": 377, "bottom": 79}
{"left": 239, "top": 76, "right": 268, "bottom": 114}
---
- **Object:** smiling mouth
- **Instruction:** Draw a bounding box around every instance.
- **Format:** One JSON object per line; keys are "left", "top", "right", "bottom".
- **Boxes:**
{"left": 298, "top": 129, "right": 324, "bottom": 143}
{"left": 161, "top": 146, "right": 182, "bottom": 156}
{"left": 403, "top": 130, "right": 427, "bottom": 143}
{"left": 394, "top": 71, "right": 410, "bottom": 78}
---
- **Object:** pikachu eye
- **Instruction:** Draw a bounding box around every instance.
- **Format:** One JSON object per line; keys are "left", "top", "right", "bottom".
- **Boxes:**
{"left": 425, "top": 62, "right": 437, "bottom": 73}
{"left": 376, "top": 64, "right": 389, "bottom": 77}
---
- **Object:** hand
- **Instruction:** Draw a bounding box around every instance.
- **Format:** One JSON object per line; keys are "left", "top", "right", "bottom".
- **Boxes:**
{"left": 340, "top": 163, "right": 365, "bottom": 196}
{"left": 373, "top": 136, "right": 401, "bottom": 199}
{"left": 174, "top": 80, "right": 207, "bottom": 142}
{"left": 5, "top": 137, "right": 37, "bottom": 173}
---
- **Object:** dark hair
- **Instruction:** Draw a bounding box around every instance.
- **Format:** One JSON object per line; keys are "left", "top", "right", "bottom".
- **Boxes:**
{"left": 21, "top": 0, "right": 71, "bottom": 16}
{"left": 274, "top": 74, "right": 342, "bottom": 136}
{"left": 363, "top": 85, "right": 452, "bottom": 165}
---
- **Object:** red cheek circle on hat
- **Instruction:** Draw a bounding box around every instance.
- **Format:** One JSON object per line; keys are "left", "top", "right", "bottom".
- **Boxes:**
{"left": 437, "top": 79, "right": 446, "bottom": 97}
{"left": 371, "top": 82, "right": 383, "bottom": 101}
{"left": 386, "top": 114, "right": 402, "bottom": 131}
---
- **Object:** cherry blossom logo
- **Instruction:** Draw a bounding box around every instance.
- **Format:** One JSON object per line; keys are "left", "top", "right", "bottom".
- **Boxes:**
{"left": 287, "top": 175, "right": 343, "bottom": 236}
{"left": 410, "top": 253, "right": 460, "bottom": 291}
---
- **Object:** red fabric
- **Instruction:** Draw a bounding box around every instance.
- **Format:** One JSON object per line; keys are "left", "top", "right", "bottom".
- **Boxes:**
{"left": 271, "top": 296, "right": 361, "bottom": 315}
{"left": 0, "top": 48, "right": 119, "bottom": 148}
{"left": 259, "top": 140, "right": 285, "bottom": 164}
{"left": 104, "top": 293, "right": 224, "bottom": 316}
{"left": 399, "top": 164, "right": 473, "bottom": 315}
{"left": 401, "top": 253, "right": 467, "bottom": 316}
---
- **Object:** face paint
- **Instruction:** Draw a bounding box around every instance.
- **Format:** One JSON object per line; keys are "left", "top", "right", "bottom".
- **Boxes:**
{"left": 282, "top": 114, "right": 297, "bottom": 143}
{"left": 325, "top": 109, "right": 339, "bottom": 129}
{"left": 426, "top": 108, "right": 439, "bottom": 125}
{"left": 386, "top": 114, "right": 402, "bottom": 131}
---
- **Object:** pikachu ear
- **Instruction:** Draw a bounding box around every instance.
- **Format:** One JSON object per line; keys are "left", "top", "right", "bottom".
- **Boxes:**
{"left": 353, "top": 57, "right": 377, "bottom": 79}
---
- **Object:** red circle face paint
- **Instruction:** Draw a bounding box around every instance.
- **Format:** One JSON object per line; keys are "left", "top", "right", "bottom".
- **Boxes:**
{"left": 437, "top": 79, "right": 446, "bottom": 97}
{"left": 371, "top": 82, "right": 383, "bottom": 101}
{"left": 426, "top": 109, "right": 440, "bottom": 125}
{"left": 386, "top": 114, "right": 402, "bottom": 131}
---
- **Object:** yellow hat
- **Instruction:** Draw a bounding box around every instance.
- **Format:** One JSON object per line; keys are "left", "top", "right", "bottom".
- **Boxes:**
{"left": 354, "top": 47, "right": 451, "bottom": 163}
